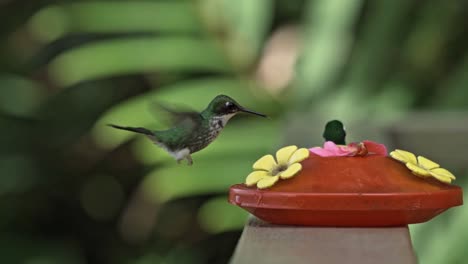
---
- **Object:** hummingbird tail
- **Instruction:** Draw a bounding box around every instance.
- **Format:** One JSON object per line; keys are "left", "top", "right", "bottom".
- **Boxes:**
{"left": 108, "top": 124, "right": 153, "bottom": 136}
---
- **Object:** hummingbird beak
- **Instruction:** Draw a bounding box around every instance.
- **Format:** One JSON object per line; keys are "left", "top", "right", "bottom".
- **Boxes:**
{"left": 238, "top": 107, "right": 267, "bottom": 118}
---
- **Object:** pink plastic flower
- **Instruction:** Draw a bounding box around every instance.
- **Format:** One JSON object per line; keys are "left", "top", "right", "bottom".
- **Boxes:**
{"left": 309, "top": 140, "right": 387, "bottom": 157}
{"left": 362, "top": 140, "right": 388, "bottom": 156}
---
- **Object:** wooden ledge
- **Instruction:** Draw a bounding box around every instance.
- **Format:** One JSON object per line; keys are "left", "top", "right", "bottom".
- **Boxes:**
{"left": 230, "top": 216, "right": 417, "bottom": 264}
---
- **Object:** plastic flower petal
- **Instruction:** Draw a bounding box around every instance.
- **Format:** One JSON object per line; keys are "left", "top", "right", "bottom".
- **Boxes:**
{"left": 406, "top": 162, "right": 431, "bottom": 177}
{"left": 253, "top": 154, "right": 276, "bottom": 171}
{"left": 347, "top": 142, "right": 368, "bottom": 156}
{"left": 245, "top": 145, "right": 310, "bottom": 189}
{"left": 390, "top": 149, "right": 456, "bottom": 184}
{"left": 309, "top": 140, "right": 387, "bottom": 157}
{"left": 390, "top": 149, "right": 417, "bottom": 164}
{"left": 417, "top": 156, "right": 439, "bottom": 170}
{"left": 257, "top": 176, "right": 279, "bottom": 189}
{"left": 279, "top": 163, "right": 302, "bottom": 179}
{"left": 429, "top": 168, "right": 456, "bottom": 184}
{"left": 362, "top": 140, "right": 388, "bottom": 156}
{"left": 276, "top": 145, "right": 298, "bottom": 165}
{"left": 309, "top": 141, "right": 353, "bottom": 157}
{"left": 245, "top": 171, "right": 269, "bottom": 186}
{"left": 289, "top": 148, "right": 310, "bottom": 164}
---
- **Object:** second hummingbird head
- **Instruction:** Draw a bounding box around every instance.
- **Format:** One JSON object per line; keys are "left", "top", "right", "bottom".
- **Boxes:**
{"left": 206, "top": 95, "right": 267, "bottom": 118}
{"left": 323, "top": 120, "right": 346, "bottom": 145}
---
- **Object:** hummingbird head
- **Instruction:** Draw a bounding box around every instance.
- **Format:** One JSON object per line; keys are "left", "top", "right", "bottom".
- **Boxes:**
{"left": 204, "top": 95, "right": 267, "bottom": 122}
{"left": 323, "top": 120, "right": 346, "bottom": 145}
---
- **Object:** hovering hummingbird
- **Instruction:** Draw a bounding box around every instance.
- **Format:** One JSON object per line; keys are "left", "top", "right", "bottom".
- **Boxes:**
{"left": 109, "top": 95, "right": 267, "bottom": 165}
{"left": 323, "top": 120, "right": 346, "bottom": 144}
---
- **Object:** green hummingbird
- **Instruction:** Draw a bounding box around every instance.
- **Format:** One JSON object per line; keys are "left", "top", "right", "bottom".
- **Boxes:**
{"left": 323, "top": 120, "right": 346, "bottom": 144}
{"left": 108, "top": 95, "right": 267, "bottom": 165}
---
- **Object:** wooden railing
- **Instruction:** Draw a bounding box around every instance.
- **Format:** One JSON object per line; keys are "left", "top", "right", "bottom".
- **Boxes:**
{"left": 230, "top": 216, "right": 417, "bottom": 264}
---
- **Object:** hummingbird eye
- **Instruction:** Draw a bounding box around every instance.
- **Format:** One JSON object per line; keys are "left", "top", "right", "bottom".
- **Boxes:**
{"left": 224, "top": 101, "right": 237, "bottom": 113}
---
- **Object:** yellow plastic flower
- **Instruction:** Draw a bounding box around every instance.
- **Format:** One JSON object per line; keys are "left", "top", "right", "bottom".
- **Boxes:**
{"left": 245, "top": 145, "right": 310, "bottom": 189}
{"left": 390, "top": 149, "right": 456, "bottom": 184}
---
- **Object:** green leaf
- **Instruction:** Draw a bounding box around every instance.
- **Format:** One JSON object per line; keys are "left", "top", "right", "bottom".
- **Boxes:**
{"left": 295, "top": 0, "right": 363, "bottom": 102}
{"left": 342, "top": 0, "right": 413, "bottom": 88}
{"left": 0, "top": 155, "right": 39, "bottom": 195}
{"left": 0, "top": 74, "right": 44, "bottom": 116}
{"left": 432, "top": 54, "right": 468, "bottom": 109}
{"left": 198, "top": 196, "right": 248, "bottom": 233}
{"left": 48, "top": 37, "right": 231, "bottom": 87}
{"left": 28, "top": 1, "right": 201, "bottom": 43}
{"left": 217, "top": 0, "right": 273, "bottom": 68}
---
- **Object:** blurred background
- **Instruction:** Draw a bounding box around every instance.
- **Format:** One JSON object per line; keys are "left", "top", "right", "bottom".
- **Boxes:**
{"left": 1, "top": 0, "right": 468, "bottom": 263}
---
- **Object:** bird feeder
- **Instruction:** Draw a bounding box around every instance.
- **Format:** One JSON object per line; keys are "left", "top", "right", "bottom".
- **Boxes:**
{"left": 229, "top": 127, "right": 463, "bottom": 227}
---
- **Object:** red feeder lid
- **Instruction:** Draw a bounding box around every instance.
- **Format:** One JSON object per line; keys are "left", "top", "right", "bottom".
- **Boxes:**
{"left": 229, "top": 155, "right": 463, "bottom": 226}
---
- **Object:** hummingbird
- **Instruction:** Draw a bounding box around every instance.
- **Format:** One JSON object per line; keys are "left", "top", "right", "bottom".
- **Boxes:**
{"left": 323, "top": 120, "right": 346, "bottom": 145}
{"left": 108, "top": 95, "right": 267, "bottom": 165}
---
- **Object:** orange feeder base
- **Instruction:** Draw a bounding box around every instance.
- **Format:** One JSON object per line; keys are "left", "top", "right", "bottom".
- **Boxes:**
{"left": 229, "top": 155, "right": 463, "bottom": 226}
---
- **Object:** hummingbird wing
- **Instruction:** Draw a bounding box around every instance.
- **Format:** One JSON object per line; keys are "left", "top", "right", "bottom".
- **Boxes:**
{"left": 150, "top": 101, "right": 201, "bottom": 131}
{"left": 150, "top": 102, "right": 205, "bottom": 152}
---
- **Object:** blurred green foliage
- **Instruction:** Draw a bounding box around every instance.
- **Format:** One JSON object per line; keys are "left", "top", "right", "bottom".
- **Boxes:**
{"left": 1, "top": 0, "right": 468, "bottom": 263}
